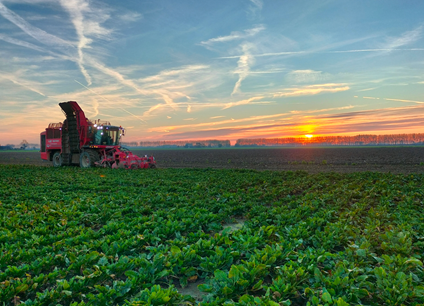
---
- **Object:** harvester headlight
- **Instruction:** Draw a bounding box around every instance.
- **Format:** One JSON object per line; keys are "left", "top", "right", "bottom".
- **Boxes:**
{"left": 101, "top": 132, "right": 103, "bottom": 135}
{"left": 94, "top": 124, "right": 97, "bottom": 127}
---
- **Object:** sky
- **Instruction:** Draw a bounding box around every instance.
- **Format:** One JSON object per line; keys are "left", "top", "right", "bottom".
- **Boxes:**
{"left": 0, "top": 0, "right": 424, "bottom": 145}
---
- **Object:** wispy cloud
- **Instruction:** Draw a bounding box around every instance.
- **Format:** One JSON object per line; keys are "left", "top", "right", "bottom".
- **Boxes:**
{"left": 273, "top": 83, "right": 350, "bottom": 97}
{"left": 232, "top": 43, "right": 254, "bottom": 95}
{"left": 0, "top": 75, "right": 46, "bottom": 96}
{"left": 249, "top": 0, "right": 263, "bottom": 10}
{"left": 59, "top": 0, "right": 92, "bottom": 85}
{"left": 247, "top": 0, "right": 263, "bottom": 19}
{"left": 330, "top": 48, "right": 424, "bottom": 53}
{"left": 385, "top": 98, "right": 424, "bottom": 104}
{"left": 159, "top": 104, "right": 424, "bottom": 140}
{"left": 219, "top": 48, "right": 424, "bottom": 60}
{"left": 0, "top": 33, "right": 51, "bottom": 53}
{"left": 149, "top": 105, "right": 356, "bottom": 133}
{"left": 139, "top": 65, "right": 209, "bottom": 83}
{"left": 0, "top": 2, "right": 73, "bottom": 50}
{"left": 384, "top": 25, "right": 422, "bottom": 50}
{"left": 219, "top": 51, "right": 307, "bottom": 59}
{"left": 363, "top": 96, "right": 379, "bottom": 100}
{"left": 118, "top": 12, "right": 142, "bottom": 22}
{"left": 59, "top": 0, "right": 111, "bottom": 86}
{"left": 222, "top": 96, "right": 266, "bottom": 109}
{"left": 200, "top": 24, "right": 265, "bottom": 46}
{"left": 287, "top": 69, "right": 330, "bottom": 84}
{"left": 357, "top": 87, "right": 377, "bottom": 92}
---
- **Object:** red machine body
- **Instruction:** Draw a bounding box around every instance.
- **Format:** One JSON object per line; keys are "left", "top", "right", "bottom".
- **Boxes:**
{"left": 40, "top": 101, "right": 156, "bottom": 169}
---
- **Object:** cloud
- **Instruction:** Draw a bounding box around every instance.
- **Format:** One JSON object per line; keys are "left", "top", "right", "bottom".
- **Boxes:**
{"left": 11, "top": 55, "right": 57, "bottom": 63}
{"left": 0, "top": 1, "right": 97, "bottom": 84}
{"left": 330, "top": 48, "right": 424, "bottom": 53}
{"left": 84, "top": 57, "right": 182, "bottom": 113}
{"left": 357, "top": 87, "right": 377, "bottom": 92}
{"left": 273, "top": 83, "right": 350, "bottom": 97}
{"left": 247, "top": 0, "right": 263, "bottom": 19}
{"left": 72, "top": 79, "right": 147, "bottom": 122}
{"left": 0, "top": 2, "right": 73, "bottom": 49}
{"left": 148, "top": 105, "right": 356, "bottom": 133}
{"left": 290, "top": 105, "right": 356, "bottom": 115}
{"left": 0, "top": 33, "right": 49, "bottom": 53}
{"left": 59, "top": 0, "right": 112, "bottom": 86}
{"left": 384, "top": 25, "right": 422, "bottom": 50}
{"left": 363, "top": 96, "right": 379, "bottom": 100}
{"left": 385, "top": 98, "right": 424, "bottom": 104}
{"left": 219, "top": 51, "right": 307, "bottom": 59}
{"left": 0, "top": 32, "right": 79, "bottom": 64}
{"left": 0, "top": 75, "right": 46, "bottom": 96}
{"left": 161, "top": 104, "right": 424, "bottom": 140}
{"left": 222, "top": 96, "right": 265, "bottom": 109}
{"left": 139, "top": 65, "right": 209, "bottom": 83}
{"left": 0, "top": 1, "right": 117, "bottom": 89}
{"left": 59, "top": 0, "right": 92, "bottom": 85}
{"left": 200, "top": 25, "right": 265, "bottom": 46}
{"left": 287, "top": 69, "right": 330, "bottom": 83}
{"left": 249, "top": 0, "right": 263, "bottom": 10}
{"left": 219, "top": 48, "right": 424, "bottom": 60}
{"left": 232, "top": 43, "right": 255, "bottom": 95}
{"left": 118, "top": 12, "right": 142, "bottom": 22}
{"left": 210, "top": 116, "right": 225, "bottom": 119}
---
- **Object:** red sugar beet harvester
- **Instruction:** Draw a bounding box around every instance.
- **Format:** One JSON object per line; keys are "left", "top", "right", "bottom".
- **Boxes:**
{"left": 40, "top": 101, "right": 156, "bottom": 169}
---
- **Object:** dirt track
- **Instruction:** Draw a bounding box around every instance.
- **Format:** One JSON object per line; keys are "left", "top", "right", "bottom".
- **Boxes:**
{"left": 1, "top": 147, "right": 424, "bottom": 174}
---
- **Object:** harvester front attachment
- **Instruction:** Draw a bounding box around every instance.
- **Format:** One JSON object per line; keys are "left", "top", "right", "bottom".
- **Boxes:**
{"left": 94, "top": 147, "right": 156, "bottom": 169}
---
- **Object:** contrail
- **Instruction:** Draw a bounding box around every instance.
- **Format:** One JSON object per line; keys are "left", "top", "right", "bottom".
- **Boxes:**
{"left": 74, "top": 79, "right": 147, "bottom": 124}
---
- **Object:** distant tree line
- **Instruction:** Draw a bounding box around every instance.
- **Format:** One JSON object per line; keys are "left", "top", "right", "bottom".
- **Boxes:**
{"left": 123, "top": 140, "right": 231, "bottom": 148}
{"left": 0, "top": 140, "right": 39, "bottom": 150}
{"left": 235, "top": 133, "right": 424, "bottom": 147}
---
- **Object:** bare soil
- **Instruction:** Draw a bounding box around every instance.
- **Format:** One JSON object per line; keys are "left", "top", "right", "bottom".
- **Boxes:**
{"left": 1, "top": 147, "right": 424, "bottom": 174}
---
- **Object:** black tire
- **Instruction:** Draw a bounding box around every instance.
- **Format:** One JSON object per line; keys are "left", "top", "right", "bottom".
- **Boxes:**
{"left": 130, "top": 163, "right": 138, "bottom": 169}
{"left": 52, "top": 152, "right": 62, "bottom": 167}
{"left": 80, "top": 150, "right": 99, "bottom": 168}
{"left": 149, "top": 163, "right": 156, "bottom": 169}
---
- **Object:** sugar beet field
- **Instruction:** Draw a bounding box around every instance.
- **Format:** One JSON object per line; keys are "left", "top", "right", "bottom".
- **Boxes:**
{"left": 1, "top": 148, "right": 424, "bottom": 305}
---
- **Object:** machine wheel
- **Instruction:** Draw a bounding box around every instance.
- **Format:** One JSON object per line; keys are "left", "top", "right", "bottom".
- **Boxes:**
{"left": 80, "top": 150, "right": 99, "bottom": 168}
{"left": 52, "top": 152, "right": 62, "bottom": 167}
{"left": 149, "top": 164, "right": 156, "bottom": 169}
{"left": 130, "top": 163, "right": 138, "bottom": 169}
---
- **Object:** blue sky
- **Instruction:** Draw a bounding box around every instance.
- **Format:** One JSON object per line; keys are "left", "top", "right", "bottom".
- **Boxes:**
{"left": 0, "top": 0, "right": 423, "bottom": 145}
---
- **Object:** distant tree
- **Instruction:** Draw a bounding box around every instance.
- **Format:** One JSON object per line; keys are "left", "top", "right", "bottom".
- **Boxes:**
{"left": 20, "top": 140, "right": 29, "bottom": 149}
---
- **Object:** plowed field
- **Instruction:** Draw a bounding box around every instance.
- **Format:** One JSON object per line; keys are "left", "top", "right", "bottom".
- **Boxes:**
{"left": 1, "top": 147, "right": 424, "bottom": 173}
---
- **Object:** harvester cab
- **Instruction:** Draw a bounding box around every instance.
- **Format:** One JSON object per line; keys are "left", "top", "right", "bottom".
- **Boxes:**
{"left": 92, "top": 124, "right": 121, "bottom": 146}
{"left": 40, "top": 101, "right": 156, "bottom": 169}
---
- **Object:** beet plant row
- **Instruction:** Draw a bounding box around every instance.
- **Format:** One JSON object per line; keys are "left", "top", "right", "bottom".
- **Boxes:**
{"left": 0, "top": 165, "right": 423, "bottom": 305}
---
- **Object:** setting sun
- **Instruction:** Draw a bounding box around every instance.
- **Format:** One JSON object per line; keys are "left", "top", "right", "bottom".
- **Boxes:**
{"left": 305, "top": 134, "right": 314, "bottom": 139}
